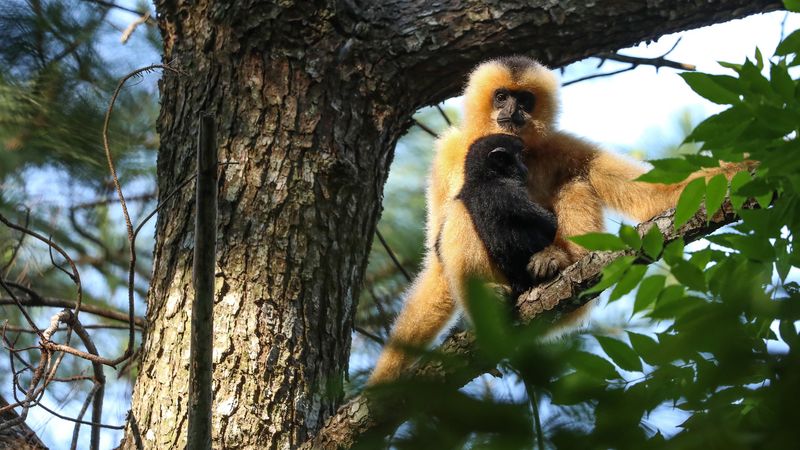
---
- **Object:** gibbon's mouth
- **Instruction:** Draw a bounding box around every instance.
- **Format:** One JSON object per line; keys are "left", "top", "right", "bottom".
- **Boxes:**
{"left": 496, "top": 119, "right": 522, "bottom": 133}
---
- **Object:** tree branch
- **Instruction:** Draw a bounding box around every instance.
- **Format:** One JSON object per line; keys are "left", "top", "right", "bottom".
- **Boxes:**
{"left": 0, "top": 393, "right": 47, "bottom": 449}
{"left": 303, "top": 197, "right": 758, "bottom": 449}
{"left": 356, "top": 0, "right": 781, "bottom": 106}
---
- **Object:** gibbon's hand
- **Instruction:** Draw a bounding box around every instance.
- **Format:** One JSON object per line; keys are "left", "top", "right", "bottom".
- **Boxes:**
{"left": 527, "top": 244, "right": 571, "bottom": 281}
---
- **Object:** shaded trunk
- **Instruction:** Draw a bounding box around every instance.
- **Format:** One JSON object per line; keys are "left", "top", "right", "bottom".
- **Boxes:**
{"left": 119, "top": 2, "right": 403, "bottom": 448}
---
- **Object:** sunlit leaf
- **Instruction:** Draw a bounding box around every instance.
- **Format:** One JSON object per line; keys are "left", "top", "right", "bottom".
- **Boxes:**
{"left": 641, "top": 226, "right": 664, "bottom": 260}
{"left": 704, "top": 174, "right": 728, "bottom": 222}
{"left": 634, "top": 275, "right": 666, "bottom": 314}
{"left": 619, "top": 224, "right": 641, "bottom": 250}
{"left": 582, "top": 256, "right": 635, "bottom": 296}
{"left": 680, "top": 73, "right": 741, "bottom": 104}
{"left": 569, "top": 232, "right": 627, "bottom": 251}
{"left": 674, "top": 177, "right": 706, "bottom": 228}
{"left": 610, "top": 264, "right": 648, "bottom": 301}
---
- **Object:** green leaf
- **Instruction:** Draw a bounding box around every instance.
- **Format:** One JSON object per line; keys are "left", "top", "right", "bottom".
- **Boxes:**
{"left": 705, "top": 174, "right": 728, "bottom": 221}
{"left": 670, "top": 260, "right": 707, "bottom": 291}
{"left": 619, "top": 224, "right": 641, "bottom": 250}
{"left": 785, "top": 0, "right": 800, "bottom": 12}
{"left": 636, "top": 158, "right": 699, "bottom": 184}
{"left": 662, "top": 239, "right": 685, "bottom": 265}
{"left": 650, "top": 285, "right": 689, "bottom": 319}
{"left": 756, "top": 191, "right": 774, "bottom": 209}
{"left": 730, "top": 171, "right": 751, "bottom": 211}
{"left": 681, "top": 72, "right": 741, "bottom": 104}
{"left": 706, "top": 234, "right": 775, "bottom": 262}
{"left": 569, "top": 232, "right": 627, "bottom": 251}
{"left": 775, "top": 29, "right": 800, "bottom": 56}
{"left": 464, "top": 278, "right": 511, "bottom": 358}
{"left": 775, "top": 238, "right": 791, "bottom": 282}
{"left": 770, "top": 64, "right": 796, "bottom": 98}
{"left": 674, "top": 177, "right": 706, "bottom": 228}
{"left": 571, "top": 351, "right": 621, "bottom": 380}
{"left": 642, "top": 226, "right": 664, "bottom": 260}
{"left": 718, "top": 60, "right": 742, "bottom": 72}
{"left": 595, "top": 335, "right": 643, "bottom": 372}
{"left": 634, "top": 275, "right": 666, "bottom": 314}
{"left": 754, "top": 47, "right": 764, "bottom": 70}
{"left": 610, "top": 264, "right": 648, "bottom": 301}
{"left": 628, "top": 332, "right": 662, "bottom": 366}
{"left": 684, "top": 106, "right": 752, "bottom": 147}
{"left": 550, "top": 371, "right": 605, "bottom": 405}
{"left": 582, "top": 256, "right": 635, "bottom": 296}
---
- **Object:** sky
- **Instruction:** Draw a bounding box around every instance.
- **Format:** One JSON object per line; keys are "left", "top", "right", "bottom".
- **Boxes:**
{"left": 15, "top": 6, "right": 800, "bottom": 450}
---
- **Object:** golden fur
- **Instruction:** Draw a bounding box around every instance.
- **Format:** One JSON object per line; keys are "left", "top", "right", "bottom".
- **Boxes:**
{"left": 368, "top": 57, "right": 742, "bottom": 385}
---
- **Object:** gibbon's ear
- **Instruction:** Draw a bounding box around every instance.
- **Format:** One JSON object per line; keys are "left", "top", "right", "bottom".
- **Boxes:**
{"left": 489, "top": 146, "right": 514, "bottom": 169}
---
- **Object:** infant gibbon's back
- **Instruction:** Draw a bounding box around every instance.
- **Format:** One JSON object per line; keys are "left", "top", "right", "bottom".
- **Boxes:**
{"left": 457, "top": 134, "right": 558, "bottom": 297}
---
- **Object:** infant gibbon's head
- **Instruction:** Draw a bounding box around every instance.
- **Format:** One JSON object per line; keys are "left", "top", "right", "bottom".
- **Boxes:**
{"left": 464, "top": 134, "right": 529, "bottom": 184}
{"left": 462, "top": 56, "right": 559, "bottom": 144}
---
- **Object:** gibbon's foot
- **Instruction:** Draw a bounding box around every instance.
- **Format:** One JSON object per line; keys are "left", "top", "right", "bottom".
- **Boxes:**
{"left": 527, "top": 245, "right": 571, "bottom": 281}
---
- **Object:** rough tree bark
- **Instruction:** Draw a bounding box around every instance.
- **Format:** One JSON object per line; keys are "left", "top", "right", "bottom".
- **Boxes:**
{"left": 119, "top": 1, "right": 779, "bottom": 448}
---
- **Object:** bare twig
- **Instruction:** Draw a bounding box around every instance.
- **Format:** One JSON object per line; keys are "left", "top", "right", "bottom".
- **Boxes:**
{"left": 1, "top": 207, "right": 29, "bottom": 277}
{"left": 2, "top": 281, "right": 145, "bottom": 327}
{"left": 102, "top": 63, "right": 182, "bottom": 366}
{"left": 435, "top": 104, "right": 452, "bottom": 127}
{"left": 375, "top": 229, "right": 412, "bottom": 282}
{"left": 564, "top": 38, "right": 693, "bottom": 86}
{"left": 412, "top": 119, "right": 439, "bottom": 138}
{"left": 120, "top": 11, "right": 151, "bottom": 44}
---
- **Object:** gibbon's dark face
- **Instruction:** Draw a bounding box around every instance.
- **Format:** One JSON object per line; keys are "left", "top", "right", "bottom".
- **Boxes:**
{"left": 493, "top": 88, "right": 536, "bottom": 133}
{"left": 465, "top": 134, "right": 529, "bottom": 182}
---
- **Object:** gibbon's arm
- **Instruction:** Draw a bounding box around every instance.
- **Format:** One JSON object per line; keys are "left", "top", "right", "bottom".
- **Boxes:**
{"left": 550, "top": 178, "right": 605, "bottom": 260}
{"left": 367, "top": 255, "right": 455, "bottom": 385}
{"left": 589, "top": 151, "right": 748, "bottom": 223}
{"left": 425, "top": 128, "right": 468, "bottom": 250}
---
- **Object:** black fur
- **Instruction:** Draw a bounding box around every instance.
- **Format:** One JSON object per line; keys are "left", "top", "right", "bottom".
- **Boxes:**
{"left": 457, "top": 134, "right": 557, "bottom": 297}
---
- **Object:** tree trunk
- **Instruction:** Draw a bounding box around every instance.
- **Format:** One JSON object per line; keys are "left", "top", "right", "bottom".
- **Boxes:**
{"left": 119, "top": 1, "right": 780, "bottom": 448}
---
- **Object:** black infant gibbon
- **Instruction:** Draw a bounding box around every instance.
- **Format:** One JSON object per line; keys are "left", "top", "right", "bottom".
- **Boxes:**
{"left": 455, "top": 134, "right": 557, "bottom": 298}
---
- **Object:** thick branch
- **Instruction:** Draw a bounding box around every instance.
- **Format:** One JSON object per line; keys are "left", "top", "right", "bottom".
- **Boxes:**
{"left": 356, "top": 0, "right": 781, "bottom": 106}
{"left": 304, "top": 198, "right": 757, "bottom": 449}
{"left": 0, "top": 394, "right": 48, "bottom": 450}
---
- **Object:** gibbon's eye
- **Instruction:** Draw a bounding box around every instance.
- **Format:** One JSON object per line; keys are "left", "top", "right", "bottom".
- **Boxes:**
{"left": 494, "top": 90, "right": 508, "bottom": 103}
{"left": 518, "top": 91, "right": 536, "bottom": 112}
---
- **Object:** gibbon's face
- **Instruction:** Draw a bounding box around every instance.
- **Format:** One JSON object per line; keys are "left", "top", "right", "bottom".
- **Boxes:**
{"left": 462, "top": 56, "right": 559, "bottom": 144}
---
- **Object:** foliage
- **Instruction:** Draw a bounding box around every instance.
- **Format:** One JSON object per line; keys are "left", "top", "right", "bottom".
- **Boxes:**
{"left": 365, "top": 7, "right": 800, "bottom": 449}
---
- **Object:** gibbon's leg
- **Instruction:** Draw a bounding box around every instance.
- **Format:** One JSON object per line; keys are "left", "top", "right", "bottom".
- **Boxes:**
{"left": 589, "top": 152, "right": 748, "bottom": 223}
{"left": 528, "top": 179, "right": 603, "bottom": 280}
{"left": 368, "top": 254, "right": 455, "bottom": 385}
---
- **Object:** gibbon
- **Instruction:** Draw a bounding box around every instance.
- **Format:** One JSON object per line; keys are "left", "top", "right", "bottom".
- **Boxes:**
{"left": 368, "top": 55, "right": 740, "bottom": 385}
